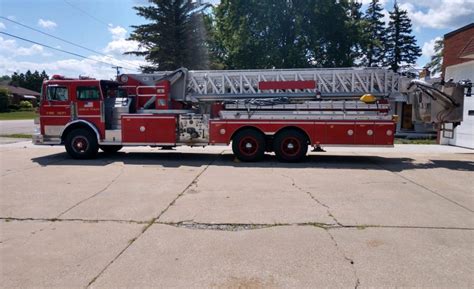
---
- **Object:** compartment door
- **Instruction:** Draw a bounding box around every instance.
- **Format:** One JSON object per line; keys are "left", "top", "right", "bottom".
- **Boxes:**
{"left": 326, "top": 122, "right": 355, "bottom": 144}
{"left": 122, "top": 116, "right": 147, "bottom": 143}
{"left": 145, "top": 117, "right": 176, "bottom": 144}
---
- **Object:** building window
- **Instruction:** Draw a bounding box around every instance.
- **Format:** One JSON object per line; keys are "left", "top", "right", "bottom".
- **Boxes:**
{"left": 46, "top": 86, "right": 68, "bottom": 101}
{"left": 77, "top": 86, "right": 101, "bottom": 100}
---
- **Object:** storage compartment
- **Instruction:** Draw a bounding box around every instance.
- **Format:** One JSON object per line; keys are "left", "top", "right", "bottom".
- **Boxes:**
{"left": 326, "top": 123, "right": 355, "bottom": 144}
{"left": 374, "top": 123, "right": 395, "bottom": 145}
{"left": 122, "top": 115, "right": 177, "bottom": 144}
{"left": 355, "top": 123, "right": 375, "bottom": 145}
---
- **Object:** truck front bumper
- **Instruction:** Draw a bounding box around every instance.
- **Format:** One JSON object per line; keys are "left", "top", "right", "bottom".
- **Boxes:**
{"left": 32, "top": 133, "right": 43, "bottom": 145}
{"left": 32, "top": 134, "right": 61, "bottom": 145}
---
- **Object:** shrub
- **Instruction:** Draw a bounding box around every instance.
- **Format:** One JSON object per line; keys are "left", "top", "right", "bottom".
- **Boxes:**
{"left": 19, "top": 100, "right": 34, "bottom": 110}
{"left": 0, "top": 88, "right": 11, "bottom": 112}
{"left": 8, "top": 104, "right": 20, "bottom": 111}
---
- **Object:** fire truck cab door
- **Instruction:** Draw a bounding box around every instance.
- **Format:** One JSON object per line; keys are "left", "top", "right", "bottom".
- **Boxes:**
{"left": 40, "top": 84, "right": 71, "bottom": 137}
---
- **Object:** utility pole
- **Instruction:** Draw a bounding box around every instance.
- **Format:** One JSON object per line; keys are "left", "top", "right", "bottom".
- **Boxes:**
{"left": 112, "top": 66, "right": 122, "bottom": 76}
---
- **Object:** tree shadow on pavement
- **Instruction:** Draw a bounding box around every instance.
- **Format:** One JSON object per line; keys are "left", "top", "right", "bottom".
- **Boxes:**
{"left": 30, "top": 151, "right": 474, "bottom": 172}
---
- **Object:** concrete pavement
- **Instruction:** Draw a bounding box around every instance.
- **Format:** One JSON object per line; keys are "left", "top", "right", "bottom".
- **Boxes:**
{"left": 0, "top": 119, "right": 35, "bottom": 135}
{"left": 0, "top": 144, "right": 473, "bottom": 288}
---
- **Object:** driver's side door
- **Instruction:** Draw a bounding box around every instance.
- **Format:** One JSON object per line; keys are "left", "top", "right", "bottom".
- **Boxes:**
{"left": 39, "top": 84, "right": 71, "bottom": 139}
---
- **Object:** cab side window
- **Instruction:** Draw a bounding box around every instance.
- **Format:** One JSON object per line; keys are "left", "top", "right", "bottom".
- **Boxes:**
{"left": 46, "top": 86, "right": 68, "bottom": 101}
{"left": 77, "top": 86, "right": 101, "bottom": 100}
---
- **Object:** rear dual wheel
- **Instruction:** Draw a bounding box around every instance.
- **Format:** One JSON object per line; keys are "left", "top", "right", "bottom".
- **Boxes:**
{"left": 232, "top": 129, "right": 266, "bottom": 162}
{"left": 273, "top": 130, "right": 308, "bottom": 162}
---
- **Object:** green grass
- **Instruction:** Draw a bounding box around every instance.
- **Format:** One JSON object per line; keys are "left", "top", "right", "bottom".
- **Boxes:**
{"left": 0, "top": 133, "right": 32, "bottom": 139}
{"left": 0, "top": 110, "right": 36, "bottom": 120}
{"left": 395, "top": 138, "right": 437, "bottom": 145}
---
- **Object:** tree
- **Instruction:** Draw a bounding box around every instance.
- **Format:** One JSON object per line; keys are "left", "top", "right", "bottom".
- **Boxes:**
{"left": 213, "top": 0, "right": 283, "bottom": 69}
{"left": 126, "top": 0, "right": 211, "bottom": 72}
{"left": 302, "top": 0, "right": 364, "bottom": 67}
{"left": 426, "top": 38, "right": 443, "bottom": 74}
{"left": 213, "top": 0, "right": 365, "bottom": 69}
{"left": 0, "top": 87, "right": 10, "bottom": 112}
{"left": 0, "top": 75, "right": 11, "bottom": 82}
{"left": 9, "top": 70, "right": 48, "bottom": 92}
{"left": 361, "top": 0, "right": 386, "bottom": 67}
{"left": 384, "top": 3, "right": 421, "bottom": 72}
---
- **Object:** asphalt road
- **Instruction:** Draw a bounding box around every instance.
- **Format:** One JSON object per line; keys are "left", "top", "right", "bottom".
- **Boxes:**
{"left": 0, "top": 143, "right": 473, "bottom": 288}
{"left": 0, "top": 120, "right": 35, "bottom": 135}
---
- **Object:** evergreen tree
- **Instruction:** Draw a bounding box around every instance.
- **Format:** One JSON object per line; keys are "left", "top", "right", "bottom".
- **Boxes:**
{"left": 384, "top": 3, "right": 421, "bottom": 72}
{"left": 126, "top": 0, "right": 210, "bottom": 72}
{"left": 10, "top": 70, "right": 48, "bottom": 92}
{"left": 426, "top": 38, "right": 443, "bottom": 74}
{"left": 362, "top": 0, "right": 386, "bottom": 67}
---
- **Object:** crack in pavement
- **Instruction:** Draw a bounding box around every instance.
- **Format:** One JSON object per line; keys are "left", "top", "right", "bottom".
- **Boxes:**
{"left": 1, "top": 163, "right": 125, "bottom": 251}
{"left": 281, "top": 173, "right": 344, "bottom": 226}
{"left": 2, "top": 218, "right": 473, "bottom": 230}
{"left": 56, "top": 164, "right": 125, "bottom": 218}
{"left": 85, "top": 150, "right": 225, "bottom": 289}
{"left": 0, "top": 217, "right": 146, "bottom": 224}
{"left": 360, "top": 153, "right": 474, "bottom": 213}
{"left": 325, "top": 229, "right": 360, "bottom": 289}
{"left": 161, "top": 221, "right": 275, "bottom": 231}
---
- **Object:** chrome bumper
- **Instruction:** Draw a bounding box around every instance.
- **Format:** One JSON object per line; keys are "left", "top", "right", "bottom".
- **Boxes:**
{"left": 32, "top": 133, "right": 43, "bottom": 145}
{"left": 32, "top": 134, "right": 61, "bottom": 145}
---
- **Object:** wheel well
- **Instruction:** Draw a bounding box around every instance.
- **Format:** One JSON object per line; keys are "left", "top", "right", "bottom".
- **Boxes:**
{"left": 274, "top": 126, "right": 311, "bottom": 144}
{"left": 61, "top": 122, "right": 99, "bottom": 143}
{"left": 230, "top": 126, "right": 266, "bottom": 142}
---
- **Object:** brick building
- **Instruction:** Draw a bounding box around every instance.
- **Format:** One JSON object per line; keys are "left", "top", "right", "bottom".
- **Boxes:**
{"left": 440, "top": 23, "right": 474, "bottom": 149}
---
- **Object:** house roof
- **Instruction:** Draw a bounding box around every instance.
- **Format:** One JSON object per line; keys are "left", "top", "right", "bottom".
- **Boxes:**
{"left": 0, "top": 85, "right": 41, "bottom": 96}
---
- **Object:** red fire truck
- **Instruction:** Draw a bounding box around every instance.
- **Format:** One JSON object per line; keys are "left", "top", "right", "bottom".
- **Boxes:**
{"left": 33, "top": 68, "right": 468, "bottom": 162}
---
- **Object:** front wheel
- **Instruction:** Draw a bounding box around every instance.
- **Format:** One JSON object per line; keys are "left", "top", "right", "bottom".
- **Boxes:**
{"left": 65, "top": 128, "right": 99, "bottom": 159}
{"left": 273, "top": 130, "right": 308, "bottom": 162}
{"left": 100, "top": 145, "right": 123, "bottom": 154}
{"left": 232, "top": 129, "right": 266, "bottom": 162}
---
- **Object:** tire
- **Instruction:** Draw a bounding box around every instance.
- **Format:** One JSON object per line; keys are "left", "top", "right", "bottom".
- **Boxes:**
{"left": 65, "top": 128, "right": 99, "bottom": 159}
{"left": 100, "top": 145, "right": 123, "bottom": 154}
{"left": 273, "top": 130, "right": 308, "bottom": 162}
{"left": 232, "top": 129, "right": 266, "bottom": 162}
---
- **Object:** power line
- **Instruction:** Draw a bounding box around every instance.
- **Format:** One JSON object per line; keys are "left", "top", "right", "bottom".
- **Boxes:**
{"left": 63, "top": 0, "right": 110, "bottom": 27}
{"left": 0, "top": 31, "right": 140, "bottom": 72}
{"left": 0, "top": 16, "right": 142, "bottom": 70}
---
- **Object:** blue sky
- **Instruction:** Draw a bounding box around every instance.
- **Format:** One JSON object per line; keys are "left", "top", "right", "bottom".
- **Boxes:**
{"left": 0, "top": 0, "right": 473, "bottom": 79}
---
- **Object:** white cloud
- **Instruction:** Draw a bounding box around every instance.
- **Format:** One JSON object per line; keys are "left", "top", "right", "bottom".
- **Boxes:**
{"left": 0, "top": 36, "right": 48, "bottom": 57}
{"left": 0, "top": 22, "right": 5, "bottom": 29}
{"left": 360, "top": 0, "right": 389, "bottom": 5}
{"left": 399, "top": 0, "right": 474, "bottom": 29}
{"left": 0, "top": 55, "right": 145, "bottom": 80}
{"left": 104, "top": 38, "right": 141, "bottom": 55}
{"left": 104, "top": 25, "right": 142, "bottom": 55}
{"left": 108, "top": 25, "right": 127, "bottom": 40}
{"left": 422, "top": 37, "right": 442, "bottom": 59}
{"left": 38, "top": 19, "right": 57, "bottom": 29}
